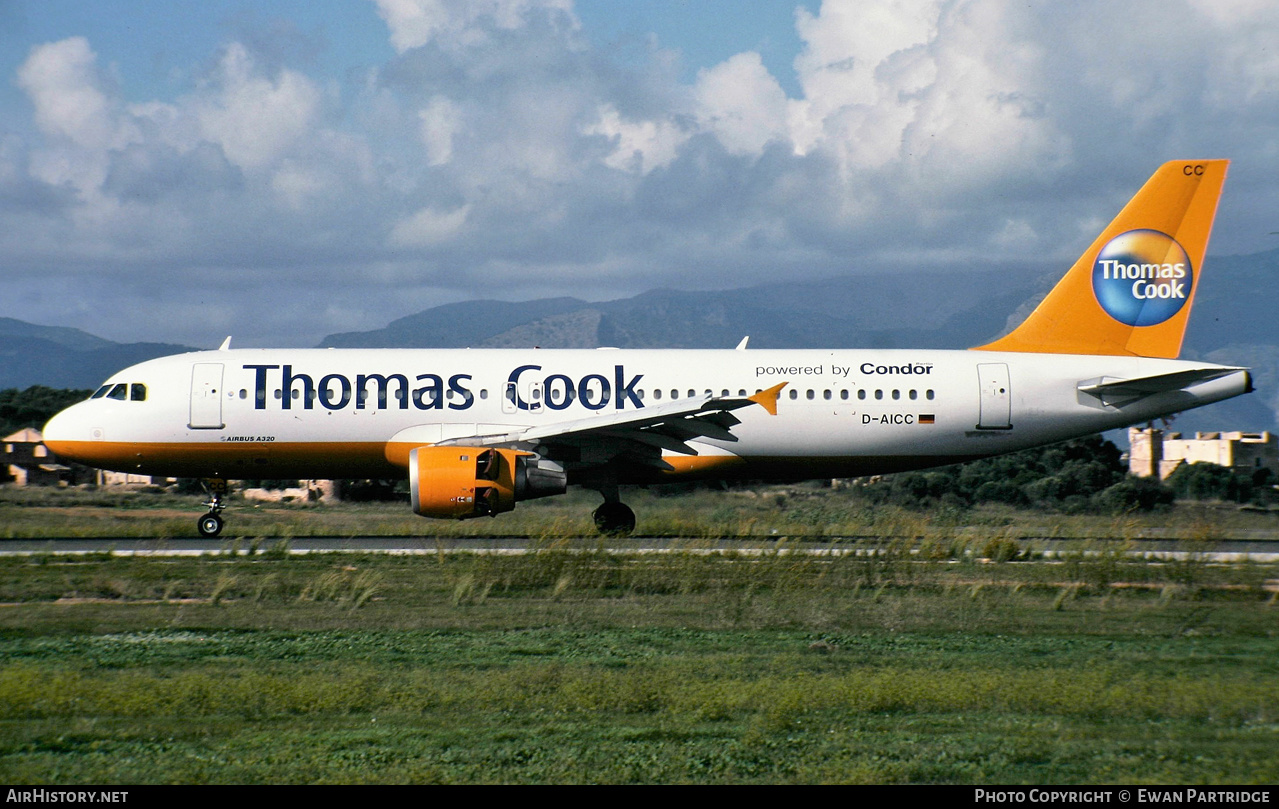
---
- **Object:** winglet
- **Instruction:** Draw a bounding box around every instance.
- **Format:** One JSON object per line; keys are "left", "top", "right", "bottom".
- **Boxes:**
{"left": 218, "top": 336, "right": 232, "bottom": 351}
{"left": 748, "top": 382, "right": 787, "bottom": 416}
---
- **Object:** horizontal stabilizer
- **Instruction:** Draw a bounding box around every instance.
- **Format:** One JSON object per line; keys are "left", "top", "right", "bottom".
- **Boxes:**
{"left": 1078, "top": 367, "right": 1248, "bottom": 407}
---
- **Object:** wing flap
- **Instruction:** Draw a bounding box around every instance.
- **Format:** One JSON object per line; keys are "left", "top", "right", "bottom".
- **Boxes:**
{"left": 430, "top": 384, "right": 786, "bottom": 472}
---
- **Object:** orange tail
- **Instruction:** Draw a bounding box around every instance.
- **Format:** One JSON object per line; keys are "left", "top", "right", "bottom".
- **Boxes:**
{"left": 974, "top": 160, "right": 1228, "bottom": 359}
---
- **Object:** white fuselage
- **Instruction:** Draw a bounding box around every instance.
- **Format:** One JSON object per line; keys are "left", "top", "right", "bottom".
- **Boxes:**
{"left": 43, "top": 347, "right": 1251, "bottom": 484}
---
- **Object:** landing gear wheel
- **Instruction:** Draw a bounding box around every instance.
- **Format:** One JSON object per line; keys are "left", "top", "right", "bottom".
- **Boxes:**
{"left": 197, "top": 478, "right": 229, "bottom": 538}
{"left": 593, "top": 502, "right": 636, "bottom": 536}
{"left": 197, "top": 512, "right": 224, "bottom": 538}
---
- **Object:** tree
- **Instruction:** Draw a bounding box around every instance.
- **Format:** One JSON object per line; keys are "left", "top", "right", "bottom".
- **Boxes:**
{"left": 862, "top": 435, "right": 1172, "bottom": 512}
{"left": 0, "top": 387, "right": 92, "bottom": 436}
{"left": 1164, "top": 462, "right": 1268, "bottom": 505}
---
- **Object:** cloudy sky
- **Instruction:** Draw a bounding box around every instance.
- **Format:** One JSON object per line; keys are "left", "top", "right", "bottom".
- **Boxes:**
{"left": 1, "top": 0, "right": 1276, "bottom": 348}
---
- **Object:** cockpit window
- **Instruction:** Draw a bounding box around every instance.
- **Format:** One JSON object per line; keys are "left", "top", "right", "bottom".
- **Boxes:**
{"left": 106, "top": 384, "right": 128, "bottom": 401}
{"left": 91, "top": 385, "right": 112, "bottom": 399}
{"left": 130, "top": 383, "right": 147, "bottom": 402}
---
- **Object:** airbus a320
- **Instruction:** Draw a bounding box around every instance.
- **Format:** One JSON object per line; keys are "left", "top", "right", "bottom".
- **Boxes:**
{"left": 43, "top": 160, "right": 1250, "bottom": 536}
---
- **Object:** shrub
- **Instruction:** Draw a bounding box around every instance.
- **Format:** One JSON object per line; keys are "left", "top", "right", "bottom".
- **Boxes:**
{"left": 1164, "top": 463, "right": 1261, "bottom": 504}
{"left": 1092, "top": 476, "right": 1174, "bottom": 513}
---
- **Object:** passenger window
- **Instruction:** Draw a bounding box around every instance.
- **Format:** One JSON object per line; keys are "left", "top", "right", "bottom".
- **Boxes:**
{"left": 738, "top": 389, "right": 746, "bottom": 396}
{"left": 892, "top": 390, "right": 900, "bottom": 400}
{"left": 130, "top": 384, "right": 147, "bottom": 402}
{"left": 875, "top": 390, "right": 883, "bottom": 400}
{"left": 909, "top": 390, "right": 917, "bottom": 400}
{"left": 840, "top": 390, "right": 849, "bottom": 400}
{"left": 858, "top": 389, "right": 866, "bottom": 400}
{"left": 688, "top": 390, "right": 695, "bottom": 398}
{"left": 823, "top": 390, "right": 832, "bottom": 400}
{"left": 107, "top": 384, "right": 127, "bottom": 400}
{"left": 806, "top": 389, "right": 815, "bottom": 400}
{"left": 671, "top": 390, "right": 678, "bottom": 399}
{"left": 926, "top": 390, "right": 935, "bottom": 400}
{"left": 653, "top": 389, "right": 662, "bottom": 401}
{"left": 789, "top": 389, "right": 798, "bottom": 400}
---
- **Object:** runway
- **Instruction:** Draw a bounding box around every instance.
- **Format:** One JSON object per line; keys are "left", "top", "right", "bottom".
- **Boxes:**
{"left": 3, "top": 535, "right": 1278, "bottom": 562}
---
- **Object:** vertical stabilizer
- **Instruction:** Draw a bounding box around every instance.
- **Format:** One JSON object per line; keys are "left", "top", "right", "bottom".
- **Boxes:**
{"left": 974, "top": 160, "right": 1228, "bottom": 358}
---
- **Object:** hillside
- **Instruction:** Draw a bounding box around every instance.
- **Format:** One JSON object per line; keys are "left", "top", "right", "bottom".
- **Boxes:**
{"left": 319, "top": 264, "right": 1047, "bottom": 352}
{"left": 0, "top": 319, "right": 192, "bottom": 391}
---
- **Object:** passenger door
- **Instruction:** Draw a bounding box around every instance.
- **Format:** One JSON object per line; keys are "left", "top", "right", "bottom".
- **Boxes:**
{"left": 976, "top": 363, "right": 1012, "bottom": 430}
{"left": 189, "top": 363, "right": 225, "bottom": 429}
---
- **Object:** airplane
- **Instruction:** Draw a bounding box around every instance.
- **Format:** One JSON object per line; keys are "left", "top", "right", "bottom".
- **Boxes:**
{"left": 42, "top": 159, "right": 1250, "bottom": 537}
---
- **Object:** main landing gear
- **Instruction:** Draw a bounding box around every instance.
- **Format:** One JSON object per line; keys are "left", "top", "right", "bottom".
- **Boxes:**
{"left": 592, "top": 485, "right": 636, "bottom": 536}
{"left": 197, "top": 478, "right": 229, "bottom": 538}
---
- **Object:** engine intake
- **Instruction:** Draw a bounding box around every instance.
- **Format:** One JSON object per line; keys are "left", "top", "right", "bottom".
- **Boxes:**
{"left": 408, "top": 446, "right": 567, "bottom": 519}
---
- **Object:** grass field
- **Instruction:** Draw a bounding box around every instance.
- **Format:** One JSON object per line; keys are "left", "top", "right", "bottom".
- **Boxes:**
{"left": 0, "top": 486, "right": 1277, "bottom": 784}
{"left": 5, "top": 482, "right": 1279, "bottom": 540}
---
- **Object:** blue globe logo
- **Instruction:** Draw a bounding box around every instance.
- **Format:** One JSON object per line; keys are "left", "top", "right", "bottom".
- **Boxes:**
{"left": 1091, "top": 229, "right": 1193, "bottom": 327}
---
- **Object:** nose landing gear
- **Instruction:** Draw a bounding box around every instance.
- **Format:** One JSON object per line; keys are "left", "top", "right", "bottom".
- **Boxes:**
{"left": 197, "top": 478, "right": 229, "bottom": 538}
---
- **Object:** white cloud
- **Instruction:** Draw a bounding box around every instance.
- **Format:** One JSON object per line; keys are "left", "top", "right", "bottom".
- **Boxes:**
{"left": 17, "top": 37, "right": 120, "bottom": 149}
{"left": 693, "top": 52, "right": 790, "bottom": 157}
{"left": 373, "top": 0, "right": 575, "bottom": 53}
{"left": 583, "top": 104, "right": 688, "bottom": 174}
{"left": 418, "top": 96, "right": 462, "bottom": 166}
{"left": 16, "top": 37, "right": 141, "bottom": 197}
{"left": 193, "top": 43, "right": 322, "bottom": 171}
{"left": 390, "top": 203, "right": 471, "bottom": 247}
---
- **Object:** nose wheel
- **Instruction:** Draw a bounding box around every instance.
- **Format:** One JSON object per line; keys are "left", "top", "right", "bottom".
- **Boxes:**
{"left": 197, "top": 478, "right": 229, "bottom": 538}
{"left": 198, "top": 512, "right": 225, "bottom": 537}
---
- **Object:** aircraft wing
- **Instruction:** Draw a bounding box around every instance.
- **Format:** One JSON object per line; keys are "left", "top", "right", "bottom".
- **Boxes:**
{"left": 1078, "top": 367, "right": 1249, "bottom": 408}
{"left": 436, "top": 382, "right": 787, "bottom": 471}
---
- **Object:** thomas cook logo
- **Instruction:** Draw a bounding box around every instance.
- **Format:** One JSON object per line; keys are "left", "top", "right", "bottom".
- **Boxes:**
{"left": 1091, "top": 229, "right": 1193, "bottom": 327}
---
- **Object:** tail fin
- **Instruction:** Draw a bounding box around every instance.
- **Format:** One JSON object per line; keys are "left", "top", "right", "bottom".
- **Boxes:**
{"left": 974, "top": 160, "right": 1228, "bottom": 358}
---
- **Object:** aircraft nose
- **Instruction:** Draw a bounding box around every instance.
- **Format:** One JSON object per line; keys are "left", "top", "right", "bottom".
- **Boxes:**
{"left": 42, "top": 404, "right": 93, "bottom": 463}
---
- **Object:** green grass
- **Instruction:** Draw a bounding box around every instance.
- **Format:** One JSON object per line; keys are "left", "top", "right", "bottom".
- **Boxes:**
{"left": 0, "top": 541, "right": 1276, "bottom": 784}
{"left": 6, "top": 483, "right": 1279, "bottom": 540}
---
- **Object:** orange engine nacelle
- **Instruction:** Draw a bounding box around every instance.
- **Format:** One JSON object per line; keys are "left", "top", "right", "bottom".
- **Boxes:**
{"left": 408, "top": 446, "right": 567, "bottom": 520}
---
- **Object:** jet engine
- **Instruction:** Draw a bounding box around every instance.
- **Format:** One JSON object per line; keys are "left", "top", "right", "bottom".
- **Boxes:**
{"left": 408, "top": 446, "right": 567, "bottom": 519}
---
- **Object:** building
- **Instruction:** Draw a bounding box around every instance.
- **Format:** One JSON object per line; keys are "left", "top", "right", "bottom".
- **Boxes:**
{"left": 1128, "top": 427, "right": 1279, "bottom": 480}
{"left": 3, "top": 428, "right": 73, "bottom": 486}
{"left": 3, "top": 428, "right": 157, "bottom": 487}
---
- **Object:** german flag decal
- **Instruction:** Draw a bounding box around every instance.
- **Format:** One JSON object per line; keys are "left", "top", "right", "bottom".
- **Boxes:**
{"left": 918, "top": 414, "right": 935, "bottom": 424}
